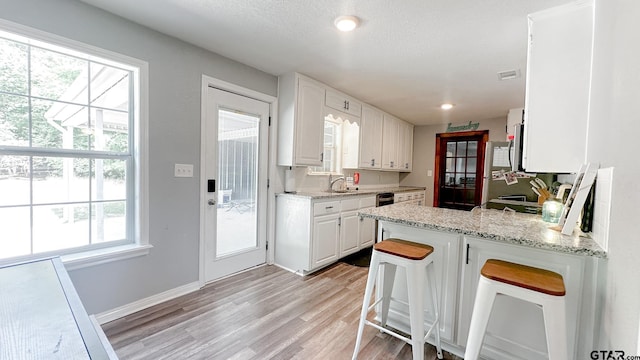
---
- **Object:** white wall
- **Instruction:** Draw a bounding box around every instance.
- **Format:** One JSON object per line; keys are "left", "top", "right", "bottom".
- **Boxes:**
{"left": 588, "top": 0, "right": 640, "bottom": 352}
{"left": 400, "top": 116, "right": 507, "bottom": 206}
{"left": 0, "top": 0, "right": 278, "bottom": 313}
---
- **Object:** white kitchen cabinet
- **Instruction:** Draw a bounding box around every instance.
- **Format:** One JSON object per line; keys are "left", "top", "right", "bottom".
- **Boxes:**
{"left": 358, "top": 105, "right": 384, "bottom": 169}
{"left": 325, "top": 89, "right": 362, "bottom": 118}
{"left": 523, "top": 1, "right": 593, "bottom": 173}
{"left": 358, "top": 196, "right": 376, "bottom": 248}
{"left": 394, "top": 190, "right": 425, "bottom": 205}
{"left": 458, "top": 236, "right": 599, "bottom": 360}
{"left": 277, "top": 73, "right": 325, "bottom": 166}
{"left": 381, "top": 114, "right": 400, "bottom": 170}
{"left": 376, "top": 221, "right": 461, "bottom": 343}
{"left": 275, "top": 195, "right": 377, "bottom": 274}
{"left": 312, "top": 213, "right": 340, "bottom": 269}
{"left": 398, "top": 121, "right": 414, "bottom": 171}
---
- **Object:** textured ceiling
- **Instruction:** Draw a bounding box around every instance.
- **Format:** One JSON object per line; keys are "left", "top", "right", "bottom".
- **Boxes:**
{"left": 79, "top": 0, "right": 570, "bottom": 126}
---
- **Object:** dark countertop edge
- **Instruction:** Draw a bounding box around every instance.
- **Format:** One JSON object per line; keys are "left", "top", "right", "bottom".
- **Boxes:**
{"left": 360, "top": 212, "right": 608, "bottom": 259}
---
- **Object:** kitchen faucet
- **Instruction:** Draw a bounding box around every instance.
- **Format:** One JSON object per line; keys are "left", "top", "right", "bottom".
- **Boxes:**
{"left": 328, "top": 174, "right": 345, "bottom": 192}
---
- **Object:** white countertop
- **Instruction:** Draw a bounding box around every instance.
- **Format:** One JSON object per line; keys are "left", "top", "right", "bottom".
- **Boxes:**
{"left": 359, "top": 204, "right": 606, "bottom": 258}
{"left": 277, "top": 186, "right": 426, "bottom": 199}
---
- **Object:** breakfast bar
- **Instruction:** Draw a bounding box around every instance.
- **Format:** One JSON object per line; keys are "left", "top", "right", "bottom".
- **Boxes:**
{"left": 359, "top": 203, "right": 606, "bottom": 360}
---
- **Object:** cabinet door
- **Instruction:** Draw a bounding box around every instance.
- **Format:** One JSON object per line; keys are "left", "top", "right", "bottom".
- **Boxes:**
{"left": 294, "top": 78, "right": 325, "bottom": 166}
{"left": 358, "top": 105, "right": 383, "bottom": 169}
{"left": 458, "top": 236, "right": 585, "bottom": 360}
{"left": 358, "top": 210, "right": 375, "bottom": 248}
{"left": 340, "top": 210, "right": 360, "bottom": 256}
{"left": 523, "top": 2, "right": 592, "bottom": 173}
{"left": 399, "top": 121, "right": 414, "bottom": 171}
{"left": 325, "top": 89, "right": 362, "bottom": 117}
{"left": 311, "top": 214, "right": 340, "bottom": 269}
{"left": 381, "top": 114, "right": 399, "bottom": 170}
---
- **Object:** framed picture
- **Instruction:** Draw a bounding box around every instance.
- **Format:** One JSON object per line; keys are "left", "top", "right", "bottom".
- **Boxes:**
{"left": 557, "top": 163, "right": 598, "bottom": 235}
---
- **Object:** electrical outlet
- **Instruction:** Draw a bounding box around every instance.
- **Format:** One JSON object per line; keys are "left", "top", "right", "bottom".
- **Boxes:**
{"left": 174, "top": 163, "right": 194, "bottom": 178}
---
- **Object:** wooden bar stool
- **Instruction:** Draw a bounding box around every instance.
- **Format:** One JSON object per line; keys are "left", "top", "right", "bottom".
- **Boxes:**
{"left": 352, "top": 238, "right": 443, "bottom": 360}
{"left": 464, "top": 259, "right": 568, "bottom": 360}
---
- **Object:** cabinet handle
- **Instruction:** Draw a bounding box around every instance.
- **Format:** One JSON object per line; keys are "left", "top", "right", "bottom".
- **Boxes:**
{"left": 390, "top": 161, "right": 394, "bottom": 168}
{"left": 466, "top": 244, "right": 470, "bottom": 265}
{"left": 320, "top": 152, "right": 323, "bottom": 162}
{"left": 338, "top": 217, "right": 341, "bottom": 226}
{"left": 346, "top": 101, "right": 350, "bottom": 110}
{"left": 325, "top": 206, "right": 333, "bottom": 209}
{"left": 371, "top": 159, "right": 375, "bottom": 166}
{"left": 344, "top": 100, "right": 347, "bottom": 109}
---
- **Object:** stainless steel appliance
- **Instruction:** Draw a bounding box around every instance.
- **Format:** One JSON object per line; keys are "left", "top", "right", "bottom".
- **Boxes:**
{"left": 481, "top": 141, "right": 554, "bottom": 214}
{"left": 376, "top": 192, "right": 394, "bottom": 207}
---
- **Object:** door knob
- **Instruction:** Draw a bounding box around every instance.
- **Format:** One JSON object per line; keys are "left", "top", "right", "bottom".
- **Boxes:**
{"left": 208, "top": 199, "right": 216, "bottom": 206}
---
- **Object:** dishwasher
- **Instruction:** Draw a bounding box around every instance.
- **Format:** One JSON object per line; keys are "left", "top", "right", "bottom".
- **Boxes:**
{"left": 375, "top": 193, "right": 394, "bottom": 242}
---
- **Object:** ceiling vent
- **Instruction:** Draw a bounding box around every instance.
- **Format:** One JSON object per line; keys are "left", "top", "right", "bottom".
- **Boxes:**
{"left": 497, "top": 69, "right": 521, "bottom": 81}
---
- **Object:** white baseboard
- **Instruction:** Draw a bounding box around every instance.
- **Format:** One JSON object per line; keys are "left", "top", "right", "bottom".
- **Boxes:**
{"left": 94, "top": 281, "right": 201, "bottom": 324}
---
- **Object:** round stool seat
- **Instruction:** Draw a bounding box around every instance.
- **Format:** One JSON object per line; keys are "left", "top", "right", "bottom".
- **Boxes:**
{"left": 481, "top": 259, "right": 566, "bottom": 296}
{"left": 374, "top": 238, "right": 434, "bottom": 260}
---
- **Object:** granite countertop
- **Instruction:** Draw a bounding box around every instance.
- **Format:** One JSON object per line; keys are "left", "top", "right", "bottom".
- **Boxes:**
{"left": 277, "top": 186, "right": 426, "bottom": 199}
{"left": 359, "top": 204, "right": 606, "bottom": 258}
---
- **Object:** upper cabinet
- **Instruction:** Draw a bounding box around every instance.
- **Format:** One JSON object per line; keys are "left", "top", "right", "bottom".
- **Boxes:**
{"left": 325, "top": 89, "right": 362, "bottom": 118}
{"left": 358, "top": 105, "right": 384, "bottom": 169}
{"left": 277, "top": 73, "right": 325, "bottom": 167}
{"left": 523, "top": 0, "right": 593, "bottom": 173}
{"left": 399, "top": 120, "right": 414, "bottom": 171}
{"left": 381, "top": 114, "right": 414, "bottom": 172}
{"left": 381, "top": 114, "right": 400, "bottom": 170}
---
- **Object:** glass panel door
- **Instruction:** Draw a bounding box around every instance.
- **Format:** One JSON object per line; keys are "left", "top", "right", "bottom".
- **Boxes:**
{"left": 216, "top": 109, "right": 259, "bottom": 257}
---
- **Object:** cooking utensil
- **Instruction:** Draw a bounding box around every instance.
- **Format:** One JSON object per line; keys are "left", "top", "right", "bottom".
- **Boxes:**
{"left": 531, "top": 187, "right": 541, "bottom": 196}
{"left": 535, "top": 178, "right": 547, "bottom": 189}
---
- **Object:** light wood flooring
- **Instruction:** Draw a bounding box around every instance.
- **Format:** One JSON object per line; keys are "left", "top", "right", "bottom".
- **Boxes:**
{"left": 103, "top": 262, "right": 460, "bottom": 360}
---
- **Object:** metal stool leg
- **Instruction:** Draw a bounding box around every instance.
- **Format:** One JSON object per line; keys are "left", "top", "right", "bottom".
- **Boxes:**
{"left": 352, "top": 251, "right": 380, "bottom": 360}
{"left": 380, "top": 262, "right": 397, "bottom": 327}
{"left": 464, "top": 276, "right": 498, "bottom": 360}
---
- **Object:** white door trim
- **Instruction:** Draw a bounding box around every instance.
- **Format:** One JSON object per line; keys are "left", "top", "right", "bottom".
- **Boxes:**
{"left": 199, "top": 75, "right": 277, "bottom": 288}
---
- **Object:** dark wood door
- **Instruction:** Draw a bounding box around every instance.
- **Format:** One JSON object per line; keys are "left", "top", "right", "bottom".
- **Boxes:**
{"left": 434, "top": 131, "right": 488, "bottom": 210}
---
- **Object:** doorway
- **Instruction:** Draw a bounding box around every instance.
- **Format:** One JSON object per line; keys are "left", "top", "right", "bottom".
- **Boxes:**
{"left": 202, "top": 86, "right": 270, "bottom": 282}
{"left": 433, "top": 131, "right": 488, "bottom": 210}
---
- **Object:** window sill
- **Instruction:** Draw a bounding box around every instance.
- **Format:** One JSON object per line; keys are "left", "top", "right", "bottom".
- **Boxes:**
{"left": 62, "top": 244, "right": 153, "bottom": 271}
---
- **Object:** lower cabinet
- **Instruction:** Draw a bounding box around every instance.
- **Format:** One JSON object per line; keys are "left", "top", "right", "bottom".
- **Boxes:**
{"left": 377, "top": 221, "right": 461, "bottom": 343}
{"left": 458, "top": 236, "right": 599, "bottom": 360}
{"left": 276, "top": 195, "right": 376, "bottom": 274}
{"left": 311, "top": 213, "right": 340, "bottom": 269}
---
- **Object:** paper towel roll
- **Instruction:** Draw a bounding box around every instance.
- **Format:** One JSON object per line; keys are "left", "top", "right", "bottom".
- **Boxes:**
{"left": 285, "top": 168, "right": 296, "bottom": 193}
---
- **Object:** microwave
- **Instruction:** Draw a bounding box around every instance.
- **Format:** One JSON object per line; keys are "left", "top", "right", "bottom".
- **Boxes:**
{"left": 510, "top": 124, "right": 524, "bottom": 172}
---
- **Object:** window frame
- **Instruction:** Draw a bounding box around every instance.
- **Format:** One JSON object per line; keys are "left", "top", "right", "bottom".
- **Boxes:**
{"left": 308, "top": 114, "right": 343, "bottom": 176}
{"left": 0, "top": 19, "right": 150, "bottom": 270}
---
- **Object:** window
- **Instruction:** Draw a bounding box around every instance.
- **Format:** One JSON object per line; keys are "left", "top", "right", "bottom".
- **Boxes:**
{"left": 0, "top": 22, "right": 147, "bottom": 264}
{"left": 309, "top": 115, "right": 342, "bottom": 175}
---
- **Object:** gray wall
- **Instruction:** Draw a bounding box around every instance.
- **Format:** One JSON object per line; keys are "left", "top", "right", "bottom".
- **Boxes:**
{"left": 400, "top": 116, "right": 506, "bottom": 206}
{"left": 588, "top": 0, "right": 640, "bottom": 351}
{"left": 0, "top": 0, "right": 277, "bottom": 313}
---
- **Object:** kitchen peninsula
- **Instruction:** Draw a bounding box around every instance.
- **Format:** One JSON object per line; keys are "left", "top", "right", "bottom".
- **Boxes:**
{"left": 359, "top": 204, "right": 605, "bottom": 360}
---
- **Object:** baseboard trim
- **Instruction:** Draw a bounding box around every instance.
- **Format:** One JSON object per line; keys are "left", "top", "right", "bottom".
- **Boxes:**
{"left": 94, "top": 281, "right": 201, "bottom": 324}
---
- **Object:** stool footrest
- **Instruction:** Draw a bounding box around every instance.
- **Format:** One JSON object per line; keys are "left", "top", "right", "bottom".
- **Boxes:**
{"left": 363, "top": 318, "right": 440, "bottom": 346}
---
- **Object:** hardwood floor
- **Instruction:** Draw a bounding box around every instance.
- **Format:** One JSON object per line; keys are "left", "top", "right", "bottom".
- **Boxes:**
{"left": 103, "top": 262, "right": 460, "bottom": 360}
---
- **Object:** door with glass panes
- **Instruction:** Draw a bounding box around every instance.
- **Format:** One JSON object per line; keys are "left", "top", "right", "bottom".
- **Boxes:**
{"left": 434, "top": 131, "right": 488, "bottom": 210}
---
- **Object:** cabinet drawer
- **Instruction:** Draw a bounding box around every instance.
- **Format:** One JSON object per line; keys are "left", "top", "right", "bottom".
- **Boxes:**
{"left": 313, "top": 201, "right": 340, "bottom": 216}
{"left": 360, "top": 196, "right": 376, "bottom": 208}
{"left": 341, "top": 198, "right": 360, "bottom": 211}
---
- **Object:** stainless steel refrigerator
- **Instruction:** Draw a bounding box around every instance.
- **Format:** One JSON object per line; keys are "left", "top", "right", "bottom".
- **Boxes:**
{"left": 481, "top": 141, "right": 554, "bottom": 213}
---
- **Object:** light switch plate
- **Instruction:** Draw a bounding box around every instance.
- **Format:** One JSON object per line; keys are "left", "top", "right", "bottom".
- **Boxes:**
{"left": 174, "top": 163, "right": 194, "bottom": 178}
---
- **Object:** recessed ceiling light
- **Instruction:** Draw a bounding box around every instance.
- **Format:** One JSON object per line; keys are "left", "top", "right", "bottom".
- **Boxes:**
{"left": 334, "top": 15, "right": 360, "bottom": 32}
{"left": 441, "top": 103, "right": 454, "bottom": 110}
